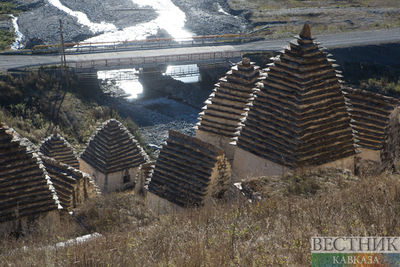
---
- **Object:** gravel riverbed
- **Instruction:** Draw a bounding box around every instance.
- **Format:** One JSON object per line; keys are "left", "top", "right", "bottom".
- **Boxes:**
{"left": 100, "top": 65, "right": 229, "bottom": 149}
{"left": 170, "top": 0, "right": 250, "bottom": 35}
{"left": 14, "top": 0, "right": 249, "bottom": 46}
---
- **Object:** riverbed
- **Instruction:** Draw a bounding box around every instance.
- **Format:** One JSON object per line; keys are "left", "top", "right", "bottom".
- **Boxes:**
{"left": 14, "top": 0, "right": 250, "bottom": 47}
{"left": 97, "top": 63, "right": 230, "bottom": 149}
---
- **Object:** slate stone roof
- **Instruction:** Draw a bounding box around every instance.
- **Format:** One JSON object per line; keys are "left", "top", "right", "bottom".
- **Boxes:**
{"left": 343, "top": 87, "right": 400, "bottom": 150}
{"left": 39, "top": 133, "right": 79, "bottom": 168}
{"left": 234, "top": 24, "right": 357, "bottom": 169}
{"left": 147, "top": 130, "right": 230, "bottom": 207}
{"left": 196, "top": 57, "right": 261, "bottom": 137}
{"left": 0, "top": 124, "right": 61, "bottom": 223}
{"left": 41, "top": 156, "right": 100, "bottom": 211}
{"left": 80, "top": 119, "right": 148, "bottom": 174}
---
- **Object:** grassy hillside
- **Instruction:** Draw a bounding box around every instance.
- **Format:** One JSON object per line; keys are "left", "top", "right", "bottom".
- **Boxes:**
{"left": 229, "top": 0, "right": 400, "bottom": 9}
{"left": 0, "top": 69, "right": 145, "bottom": 151}
{"left": 1, "top": 171, "right": 400, "bottom": 265}
{"left": 0, "top": 1, "right": 19, "bottom": 50}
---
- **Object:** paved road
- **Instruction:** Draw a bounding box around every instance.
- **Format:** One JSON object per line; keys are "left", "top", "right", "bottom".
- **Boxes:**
{"left": 1, "top": 28, "right": 400, "bottom": 71}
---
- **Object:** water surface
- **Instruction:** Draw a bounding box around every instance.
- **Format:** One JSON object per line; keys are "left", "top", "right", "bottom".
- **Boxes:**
{"left": 164, "top": 64, "right": 200, "bottom": 83}
{"left": 10, "top": 15, "right": 24, "bottom": 50}
{"left": 97, "top": 64, "right": 201, "bottom": 100}
{"left": 97, "top": 68, "right": 143, "bottom": 100}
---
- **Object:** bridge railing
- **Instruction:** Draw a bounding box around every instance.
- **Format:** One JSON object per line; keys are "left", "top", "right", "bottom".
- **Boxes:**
{"left": 29, "top": 34, "right": 262, "bottom": 55}
{"left": 70, "top": 51, "right": 243, "bottom": 69}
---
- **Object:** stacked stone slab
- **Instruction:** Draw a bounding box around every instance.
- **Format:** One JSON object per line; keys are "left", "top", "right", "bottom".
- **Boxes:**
{"left": 39, "top": 132, "right": 79, "bottom": 169}
{"left": 342, "top": 87, "right": 400, "bottom": 172}
{"left": 0, "top": 123, "right": 61, "bottom": 232}
{"left": 195, "top": 57, "right": 261, "bottom": 160}
{"left": 135, "top": 161, "right": 155, "bottom": 196}
{"left": 232, "top": 24, "right": 357, "bottom": 180}
{"left": 79, "top": 119, "right": 148, "bottom": 192}
{"left": 41, "top": 156, "right": 100, "bottom": 211}
{"left": 146, "top": 130, "right": 231, "bottom": 213}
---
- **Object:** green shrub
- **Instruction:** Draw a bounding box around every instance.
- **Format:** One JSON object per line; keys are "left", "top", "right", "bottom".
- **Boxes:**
{"left": 0, "top": 2, "right": 19, "bottom": 15}
{"left": 360, "top": 77, "right": 400, "bottom": 96}
{"left": 0, "top": 70, "right": 148, "bottom": 152}
{"left": 0, "top": 29, "right": 14, "bottom": 50}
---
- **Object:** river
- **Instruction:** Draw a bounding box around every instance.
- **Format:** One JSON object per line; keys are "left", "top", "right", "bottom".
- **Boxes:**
{"left": 31, "top": 0, "right": 196, "bottom": 110}
{"left": 47, "top": 0, "right": 117, "bottom": 34}
{"left": 32, "top": 0, "right": 196, "bottom": 102}
{"left": 47, "top": 0, "right": 192, "bottom": 42}
{"left": 96, "top": 63, "right": 229, "bottom": 148}
{"left": 10, "top": 15, "right": 24, "bottom": 50}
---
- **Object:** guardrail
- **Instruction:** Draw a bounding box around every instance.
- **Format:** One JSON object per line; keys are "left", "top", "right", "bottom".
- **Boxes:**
{"left": 0, "top": 33, "right": 263, "bottom": 57}
{"left": 33, "top": 34, "right": 258, "bottom": 49}
{"left": 70, "top": 51, "right": 243, "bottom": 69}
{"left": 24, "top": 34, "right": 262, "bottom": 55}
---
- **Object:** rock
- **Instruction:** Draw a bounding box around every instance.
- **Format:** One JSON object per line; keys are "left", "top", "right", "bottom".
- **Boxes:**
{"left": 18, "top": 4, "right": 93, "bottom": 45}
{"left": 24, "top": 37, "right": 44, "bottom": 49}
{"left": 170, "top": 0, "right": 251, "bottom": 35}
{"left": 14, "top": 0, "right": 44, "bottom": 11}
{"left": 57, "top": 0, "right": 157, "bottom": 29}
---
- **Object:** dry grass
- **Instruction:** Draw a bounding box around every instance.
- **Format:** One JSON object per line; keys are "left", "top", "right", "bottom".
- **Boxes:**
{"left": 229, "top": 0, "right": 400, "bottom": 10}
{"left": 0, "top": 70, "right": 147, "bottom": 152}
{"left": 228, "top": 0, "right": 400, "bottom": 38}
{"left": 74, "top": 193, "right": 154, "bottom": 233}
{"left": 0, "top": 93, "right": 111, "bottom": 148}
{"left": 1, "top": 172, "right": 400, "bottom": 266}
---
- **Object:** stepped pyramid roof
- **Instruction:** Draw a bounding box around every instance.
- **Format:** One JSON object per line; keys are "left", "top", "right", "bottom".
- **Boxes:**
{"left": 80, "top": 119, "right": 148, "bottom": 174}
{"left": 147, "top": 131, "right": 231, "bottom": 207}
{"left": 234, "top": 24, "right": 357, "bottom": 169}
{"left": 342, "top": 87, "right": 400, "bottom": 150}
{"left": 41, "top": 156, "right": 100, "bottom": 211}
{"left": 39, "top": 132, "right": 79, "bottom": 168}
{"left": 196, "top": 57, "right": 261, "bottom": 137}
{"left": 0, "top": 123, "right": 61, "bottom": 223}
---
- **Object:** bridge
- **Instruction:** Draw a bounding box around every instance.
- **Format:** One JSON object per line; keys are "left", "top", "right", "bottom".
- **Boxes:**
{"left": 1, "top": 28, "right": 400, "bottom": 71}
